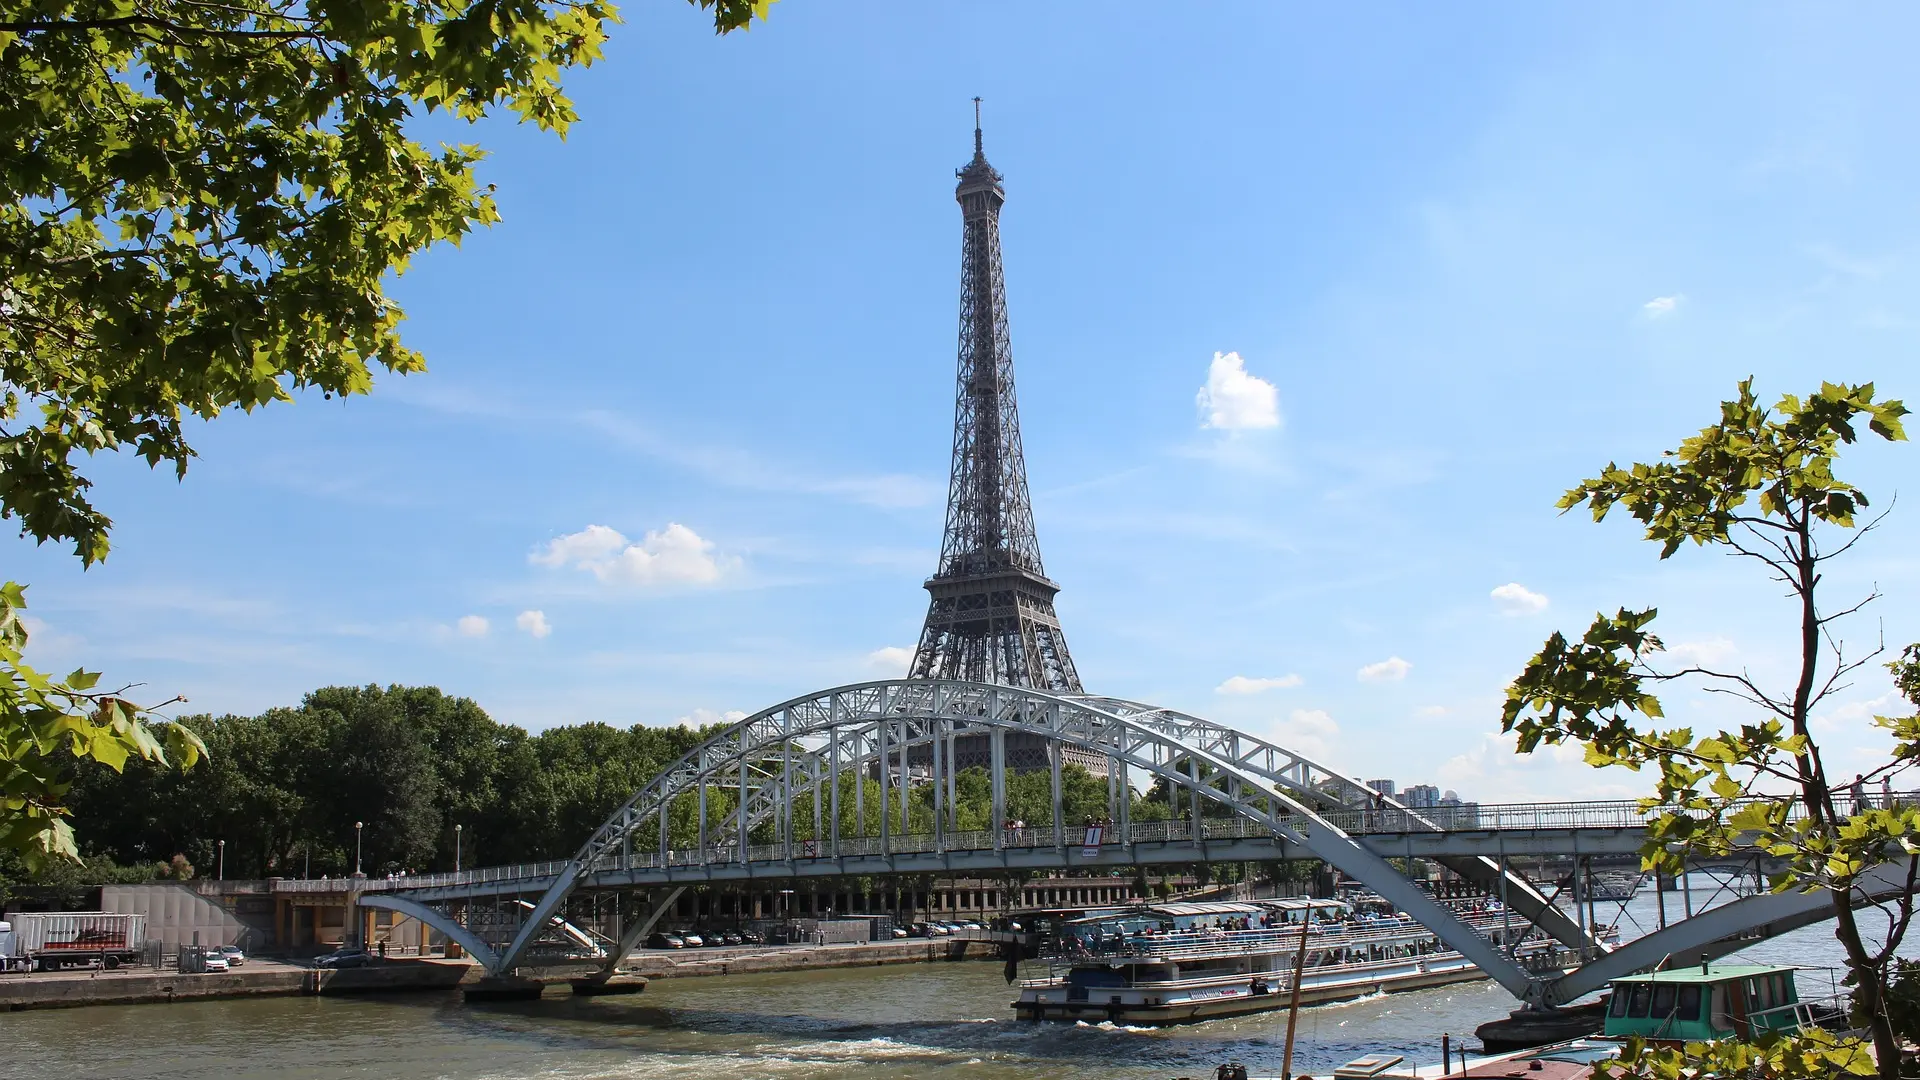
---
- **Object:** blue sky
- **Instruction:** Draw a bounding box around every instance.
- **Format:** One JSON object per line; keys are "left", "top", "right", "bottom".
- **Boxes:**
{"left": 14, "top": 3, "right": 1919, "bottom": 802}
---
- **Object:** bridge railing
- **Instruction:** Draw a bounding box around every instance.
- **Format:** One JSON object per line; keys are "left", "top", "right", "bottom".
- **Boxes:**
{"left": 380, "top": 792, "right": 1908, "bottom": 893}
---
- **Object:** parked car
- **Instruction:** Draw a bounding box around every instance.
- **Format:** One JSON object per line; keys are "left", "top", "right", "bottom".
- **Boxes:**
{"left": 680, "top": 933, "right": 705, "bottom": 947}
{"left": 704, "top": 933, "right": 729, "bottom": 948}
{"left": 738, "top": 929, "right": 765, "bottom": 945}
{"left": 314, "top": 947, "right": 374, "bottom": 969}
{"left": 202, "top": 954, "right": 230, "bottom": 972}
{"left": 959, "top": 921, "right": 983, "bottom": 932}
{"left": 721, "top": 931, "right": 743, "bottom": 946}
{"left": 645, "top": 933, "right": 685, "bottom": 949}
{"left": 890, "top": 927, "right": 909, "bottom": 938}
{"left": 218, "top": 945, "right": 247, "bottom": 967}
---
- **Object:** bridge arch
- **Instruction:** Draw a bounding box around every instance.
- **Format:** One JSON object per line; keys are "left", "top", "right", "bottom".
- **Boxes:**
{"left": 357, "top": 892, "right": 503, "bottom": 970}
{"left": 493, "top": 679, "right": 1560, "bottom": 999}
{"left": 1542, "top": 860, "right": 1917, "bottom": 1005}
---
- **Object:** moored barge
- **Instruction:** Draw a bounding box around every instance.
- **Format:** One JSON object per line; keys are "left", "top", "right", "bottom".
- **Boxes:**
{"left": 1013, "top": 899, "right": 1590, "bottom": 1024}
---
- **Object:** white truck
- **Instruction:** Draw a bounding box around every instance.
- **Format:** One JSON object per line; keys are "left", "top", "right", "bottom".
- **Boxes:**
{"left": 0, "top": 912, "right": 147, "bottom": 972}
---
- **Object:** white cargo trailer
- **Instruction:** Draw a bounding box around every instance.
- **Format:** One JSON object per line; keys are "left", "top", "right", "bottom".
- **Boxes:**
{"left": 0, "top": 912, "right": 147, "bottom": 971}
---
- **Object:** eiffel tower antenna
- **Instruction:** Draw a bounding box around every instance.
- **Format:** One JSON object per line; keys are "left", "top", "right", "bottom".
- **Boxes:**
{"left": 909, "top": 104, "right": 1083, "bottom": 694}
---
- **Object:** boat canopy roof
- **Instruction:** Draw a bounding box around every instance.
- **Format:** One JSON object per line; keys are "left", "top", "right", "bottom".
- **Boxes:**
{"left": 1150, "top": 902, "right": 1267, "bottom": 917}
{"left": 1611, "top": 964, "right": 1797, "bottom": 985}
{"left": 1066, "top": 898, "right": 1352, "bottom": 924}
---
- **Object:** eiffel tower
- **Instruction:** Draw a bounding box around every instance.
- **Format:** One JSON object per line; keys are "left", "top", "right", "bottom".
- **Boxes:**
{"left": 909, "top": 107, "right": 1088, "bottom": 769}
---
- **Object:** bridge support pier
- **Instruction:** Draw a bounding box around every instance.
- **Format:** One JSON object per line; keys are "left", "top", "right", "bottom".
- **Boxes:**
{"left": 587, "top": 887, "right": 686, "bottom": 983}
{"left": 571, "top": 975, "right": 649, "bottom": 996}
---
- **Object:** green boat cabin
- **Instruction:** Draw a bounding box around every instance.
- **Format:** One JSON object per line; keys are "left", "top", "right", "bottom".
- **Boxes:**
{"left": 1604, "top": 964, "right": 1801, "bottom": 1041}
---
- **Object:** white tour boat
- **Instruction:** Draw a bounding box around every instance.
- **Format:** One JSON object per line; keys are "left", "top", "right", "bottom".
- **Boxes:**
{"left": 1013, "top": 898, "right": 1585, "bottom": 1024}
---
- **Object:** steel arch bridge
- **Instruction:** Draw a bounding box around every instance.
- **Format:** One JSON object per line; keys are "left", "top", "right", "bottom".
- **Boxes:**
{"left": 370, "top": 679, "right": 1913, "bottom": 1008}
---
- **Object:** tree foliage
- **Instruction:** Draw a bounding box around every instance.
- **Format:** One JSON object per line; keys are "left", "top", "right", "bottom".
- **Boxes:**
{"left": 1501, "top": 378, "right": 1914, "bottom": 1075}
{"left": 0, "top": 583, "right": 202, "bottom": 867}
{"left": 44, "top": 683, "right": 727, "bottom": 879}
{"left": 1595, "top": 1029, "right": 1876, "bottom": 1080}
{"left": 0, "top": 0, "right": 767, "bottom": 863}
{"left": 14, "top": 679, "right": 1185, "bottom": 891}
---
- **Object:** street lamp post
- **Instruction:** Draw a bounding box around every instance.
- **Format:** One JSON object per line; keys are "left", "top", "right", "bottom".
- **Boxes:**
{"left": 455, "top": 824, "right": 463, "bottom": 872}
{"left": 217, "top": 839, "right": 225, "bottom": 881}
{"left": 354, "top": 821, "right": 364, "bottom": 877}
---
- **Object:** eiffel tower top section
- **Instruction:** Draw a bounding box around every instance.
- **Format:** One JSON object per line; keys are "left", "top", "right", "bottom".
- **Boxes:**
{"left": 909, "top": 104, "right": 1083, "bottom": 694}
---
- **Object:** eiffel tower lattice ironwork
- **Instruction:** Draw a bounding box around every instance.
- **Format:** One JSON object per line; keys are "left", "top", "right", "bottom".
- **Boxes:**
{"left": 909, "top": 104, "right": 1084, "bottom": 701}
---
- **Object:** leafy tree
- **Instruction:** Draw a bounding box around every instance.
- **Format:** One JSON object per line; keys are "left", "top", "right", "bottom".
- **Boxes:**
{"left": 0, "top": 585, "right": 202, "bottom": 865}
{"left": 1501, "top": 378, "right": 1914, "bottom": 1075}
{"left": 1596, "top": 1028, "right": 1874, "bottom": 1080}
{"left": 0, "top": 0, "right": 768, "bottom": 863}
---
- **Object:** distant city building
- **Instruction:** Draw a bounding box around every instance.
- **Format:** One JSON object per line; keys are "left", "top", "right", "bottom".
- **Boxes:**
{"left": 1400, "top": 784, "right": 1440, "bottom": 808}
{"left": 1366, "top": 779, "right": 1396, "bottom": 798}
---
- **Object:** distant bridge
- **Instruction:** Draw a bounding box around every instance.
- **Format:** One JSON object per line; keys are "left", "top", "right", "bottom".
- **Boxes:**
{"left": 368, "top": 679, "right": 1913, "bottom": 1009}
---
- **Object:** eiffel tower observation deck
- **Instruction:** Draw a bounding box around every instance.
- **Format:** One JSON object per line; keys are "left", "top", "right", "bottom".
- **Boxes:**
{"left": 909, "top": 105, "right": 1096, "bottom": 775}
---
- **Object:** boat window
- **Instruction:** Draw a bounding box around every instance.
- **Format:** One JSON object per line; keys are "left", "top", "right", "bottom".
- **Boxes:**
{"left": 1710, "top": 985, "right": 1731, "bottom": 1033}
{"left": 1609, "top": 990, "right": 1630, "bottom": 1017}
{"left": 1650, "top": 984, "right": 1676, "bottom": 1018}
{"left": 1774, "top": 974, "right": 1790, "bottom": 1004}
{"left": 1752, "top": 977, "right": 1771, "bottom": 1010}
{"left": 1677, "top": 985, "right": 1702, "bottom": 1020}
{"left": 1627, "top": 983, "right": 1652, "bottom": 1018}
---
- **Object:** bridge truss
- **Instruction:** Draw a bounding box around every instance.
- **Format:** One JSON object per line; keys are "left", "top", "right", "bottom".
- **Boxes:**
{"left": 371, "top": 679, "right": 1910, "bottom": 1007}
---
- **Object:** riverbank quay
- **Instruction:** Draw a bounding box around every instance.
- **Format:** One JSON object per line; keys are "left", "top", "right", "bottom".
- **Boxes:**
{"left": 0, "top": 938, "right": 998, "bottom": 1010}
{"left": 0, "top": 957, "right": 477, "bottom": 1011}
{"left": 617, "top": 935, "right": 996, "bottom": 981}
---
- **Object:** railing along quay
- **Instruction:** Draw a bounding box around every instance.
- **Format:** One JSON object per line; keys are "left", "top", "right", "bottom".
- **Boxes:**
{"left": 356, "top": 791, "right": 1905, "bottom": 894}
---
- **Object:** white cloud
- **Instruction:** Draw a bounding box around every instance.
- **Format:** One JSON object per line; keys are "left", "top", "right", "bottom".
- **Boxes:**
{"left": 532, "top": 522, "right": 734, "bottom": 586}
{"left": 1196, "top": 351, "right": 1282, "bottom": 431}
{"left": 1642, "top": 294, "right": 1685, "bottom": 317}
{"left": 515, "top": 610, "right": 552, "bottom": 639}
{"left": 1490, "top": 582, "right": 1549, "bottom": 615}
{"left": 1438, "top": 731, "right": 1652, "bottom": 803}
{"left": 1416, "top": 704, "right": 1450, "bottom": 718}
{"left": 456, "top": 615, "right": 489, "bottom": 637}
{"left": 1216, "top": 674, "right": 1304, "bottom": 695}
{"left": 678, "top": 707, "right": 749, "bottom": 727}
{"left": 1358, "top": 656, "right": 1412, "bottom": 682}
{"left": 1270, "top": 708, "right": 1340, "bottom": 759}
{"left": 1811, "top": 689, "right": 1902, "bottom": 733}
{"left": 1664, "top": 637, "right": 1737, "bottom": 668}
{"left": 864, "top": 646, "right": 916, "bottom": 676}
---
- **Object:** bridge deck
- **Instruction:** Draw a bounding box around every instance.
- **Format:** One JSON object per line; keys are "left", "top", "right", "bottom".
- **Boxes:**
{"left": 334, "top": 796, "right": 1721, "bottom": 902}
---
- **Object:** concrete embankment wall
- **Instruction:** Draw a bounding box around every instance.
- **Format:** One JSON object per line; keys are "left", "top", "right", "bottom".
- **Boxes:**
{"left": 0, "top": 939, "right": 997, "bottom": 1010}
{"left": 101, "top": 882, "right": 266, "bottom": 952}
{"left": 0, "top": 959, "right": 476, "bottom": 1011}
{"left": 621, "top": 937, "right": 995, "bottom": 980}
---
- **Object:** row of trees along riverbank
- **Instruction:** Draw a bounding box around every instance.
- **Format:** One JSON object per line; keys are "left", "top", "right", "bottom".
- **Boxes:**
{"left": 1, "top": 683, "right": 1250, "bottom": 897}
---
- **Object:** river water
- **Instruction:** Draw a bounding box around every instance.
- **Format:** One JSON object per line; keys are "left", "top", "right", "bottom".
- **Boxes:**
{"left": 8, "top": 885, "right": 1911, "bottom": 1080}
